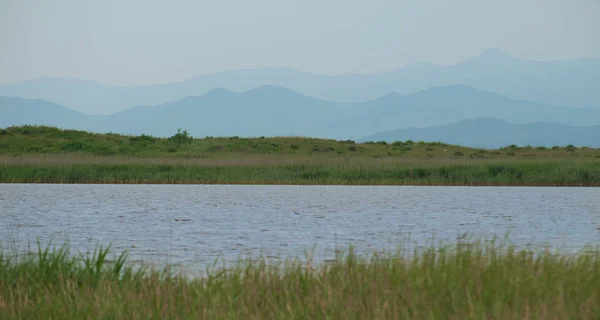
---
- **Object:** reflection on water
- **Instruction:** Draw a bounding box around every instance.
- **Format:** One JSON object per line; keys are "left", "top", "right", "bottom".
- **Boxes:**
{"left": 1, "top": 184, "right": 599, "bottom": 271}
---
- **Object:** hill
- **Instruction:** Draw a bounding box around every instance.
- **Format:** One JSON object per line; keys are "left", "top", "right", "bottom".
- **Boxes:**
{"left": 2, "top": 125, "right": 598, "bottom": 160}
{"left": 105, "top": 86, "right": 360, "bottom": 138}
{"left": 361, "top": 118, "right": 600, "bottom": 149}
{"left": 0, "top": 96, "right": 89, "bottom": 129}
{"left": 1, "top": 48, "right": 598, "bottom": 114}
{"left": 339, "top": 86, "right": 600, "bottom": 137}
{"left": 1, "top": 126, "right": 599, "bottom": 186}
{"left": 3, "top": 85, "right": 600, "bottom": 142}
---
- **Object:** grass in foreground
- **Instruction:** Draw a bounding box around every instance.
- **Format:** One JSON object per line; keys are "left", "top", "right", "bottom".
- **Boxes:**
{"left": 1, "top": 125, "right": 599, "bottom": 185}
{"left": 1, "top": 241, "right": 599, "bottom": 319}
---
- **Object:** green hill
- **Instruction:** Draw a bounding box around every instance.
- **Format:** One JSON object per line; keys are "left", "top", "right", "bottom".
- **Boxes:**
{"left": 1, "top": 126, "right": 599, "bottom": 186}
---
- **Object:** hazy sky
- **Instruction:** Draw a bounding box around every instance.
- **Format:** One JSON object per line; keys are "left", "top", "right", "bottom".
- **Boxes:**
{"left": 1, "top": 0, "right": 598, "bottom": 86}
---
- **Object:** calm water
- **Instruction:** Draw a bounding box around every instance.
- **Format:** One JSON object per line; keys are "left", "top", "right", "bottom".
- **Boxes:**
{"left": 1, "top": 184, "right": 599, "bottom": 271}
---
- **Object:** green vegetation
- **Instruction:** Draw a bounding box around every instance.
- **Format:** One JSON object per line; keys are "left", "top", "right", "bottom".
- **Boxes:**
{"left": 1, "top": 241, "right": 599, "bottom": 319}
{"left": 1, "top": 125, "right": 599, "bottom": 185}
{"left": 1, "top": 161, "right": 599, "bottom": 185}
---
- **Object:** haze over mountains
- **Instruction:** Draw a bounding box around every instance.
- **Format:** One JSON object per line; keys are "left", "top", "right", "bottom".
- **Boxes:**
{"left": 2, "top": 84, "right": 600, "bottom": 148}
{"left": 2, "top": 47, "right": 600, "bottom": 148}
{"left": 362, "top": 118, "right": 600, "bottom": 149}
{"left": 1, "top": 48, "right": 599, "bottom": 115}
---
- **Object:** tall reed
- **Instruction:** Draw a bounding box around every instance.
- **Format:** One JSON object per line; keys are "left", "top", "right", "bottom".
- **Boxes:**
{"left": 1, "top": 241, "right": 599, "bottom": 319}
{"left": 1, "top": 161, "right": 598, "bottom": 185}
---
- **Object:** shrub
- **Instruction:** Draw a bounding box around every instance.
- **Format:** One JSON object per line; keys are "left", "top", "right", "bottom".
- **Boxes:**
{"left": 168, "top": 129, "right": 193, "bottom": 149}
{"left": 453, "top": 151, "right": 465, "bottom": 157}
{"left": 129, "top": 134, "right": 157, "bottom": 145}
{"left": 404, "top": 140, "right": 414, "bottom": 145}
{"left": 312, "top": 145, "right": 334, "bottom": 152}
{"left": 290, "top": 144, "right": 300, "bottom": 150}
{"left": 348, "top": 146, "right": 357, "bottom": 151}
{"left": 376, "top": 141, "right": 388, "bottom": 145}
{"left": 61, "top": 141, "right": 86, "bottom": 152}
{"left": 565, "top": 145, "right": 577, "bottom": 152}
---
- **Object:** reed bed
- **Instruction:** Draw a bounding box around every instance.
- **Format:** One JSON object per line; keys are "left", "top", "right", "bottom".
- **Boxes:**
{"left": 1, "top": 161, "right": 598, "bottom": 186}
{"left": 1, "top": 241, "right": 599, "bottom": 319}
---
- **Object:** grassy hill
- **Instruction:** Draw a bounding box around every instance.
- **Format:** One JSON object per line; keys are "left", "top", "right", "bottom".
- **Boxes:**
{"left": 1, "top": 125, "right": 599, "bottom": 185}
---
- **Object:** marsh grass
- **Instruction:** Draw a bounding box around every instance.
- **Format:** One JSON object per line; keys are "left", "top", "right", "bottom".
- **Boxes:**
{"left": 1, "top": 240, "right": 599, "bottom": 319}
{"left": 1, "top": 161, "right": 599, "bottom": 185}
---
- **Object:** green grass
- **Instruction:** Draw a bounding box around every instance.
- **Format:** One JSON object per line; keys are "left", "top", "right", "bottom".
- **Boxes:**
{"left": 1, "top": 125, "right": 599, "bottom": 185}
{"left": 1, "top": 241, "right": 599, "bottom": 319}
{"left": 1, "top": 161, "right": 600, "bottom": 185}
{"left": 2, "top": 125, "right": 598, "bottom": 159}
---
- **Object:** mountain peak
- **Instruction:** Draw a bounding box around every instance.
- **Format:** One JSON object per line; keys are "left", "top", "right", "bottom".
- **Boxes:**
{"left": 204, "top": 87, "right": 236, "bottom": 96}
{"left": 469, "top": 47, "right": 515, "bottom": 62}
{"left": 366, "top": 91, "right": 404, "bottom": 103}
{"left": 244, "top": 85, "right": 309, "bottom": 99}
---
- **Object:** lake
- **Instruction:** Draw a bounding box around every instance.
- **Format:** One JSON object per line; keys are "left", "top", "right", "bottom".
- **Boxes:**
{"left": 1, "top": 184, "right": 599, "bottom": 271}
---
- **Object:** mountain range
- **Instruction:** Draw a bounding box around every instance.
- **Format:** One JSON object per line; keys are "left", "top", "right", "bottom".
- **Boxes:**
{"left": 362, "top": 118, "right": 600, "bottom": 149}
{"left": 1, "top": 48, "right": 599, "bottom": 115}
{"left": 2, "top": 85, "right": 600, "bottom": 147}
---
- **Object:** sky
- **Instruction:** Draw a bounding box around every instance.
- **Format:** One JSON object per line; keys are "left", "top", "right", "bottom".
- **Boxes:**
{"left": 1, "top": 0, "right": 599, "bottom": 86}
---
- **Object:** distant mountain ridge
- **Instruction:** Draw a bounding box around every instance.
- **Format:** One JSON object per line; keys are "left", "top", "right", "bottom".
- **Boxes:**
{"left": 361, "top": 118, "right": 600, "bottom": 149}
{"left": 0, "top": 96, "right": 88, "bottom": 129}
{"left": 2, "top": 85, "right": 600, "bottom": 145}
{"left": 1, "top": 48, "right": 599, "bottom": 114}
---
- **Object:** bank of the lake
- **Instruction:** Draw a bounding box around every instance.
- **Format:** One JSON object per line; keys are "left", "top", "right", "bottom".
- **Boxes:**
{"left": 1, "top": 241, "right": 599, "bottom": 319}
{"left": 1, "top": 125, "right": 599, "bottom": 185}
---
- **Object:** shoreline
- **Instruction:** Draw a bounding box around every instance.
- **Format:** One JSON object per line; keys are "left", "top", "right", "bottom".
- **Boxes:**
{"left": 1, "top": 181, "right": 598, "bottom": 187}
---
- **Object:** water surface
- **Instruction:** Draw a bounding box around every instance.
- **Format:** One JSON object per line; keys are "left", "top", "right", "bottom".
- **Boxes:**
{"left": 1, "top": 184, "right": 599, "bottom": 271}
